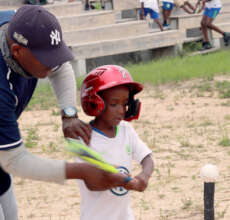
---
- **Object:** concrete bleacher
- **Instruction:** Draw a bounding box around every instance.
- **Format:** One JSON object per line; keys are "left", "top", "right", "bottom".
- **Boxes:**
{"left": 43, "top": 1, "right": 83, "bottom": 16}
{"left": 59, "top": 10, "right": 115, "bottom": 31}
{"left": 63, "top": 20, "right": 149, "bottom": 44}
{"left": 113, "top": 0, "right": 139, "bottom": 11}
{"left": 70, "top": 0, "right": 230, "bottom": 75}
{"left": 71, "top": 30, "right": 181, "bottom": 59}
{"left": 0, "top": 0, "right": 230, "bottom": 76}
{"left": 170, "top": 11, "right": 230, "bottom": 30}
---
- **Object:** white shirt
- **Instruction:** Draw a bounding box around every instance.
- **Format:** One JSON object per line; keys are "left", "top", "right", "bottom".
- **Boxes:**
{"left": 77, "top": 121, "right": 152, "bottom": 220}
{"left": 140, "top": 0, "right": 160, "bottom": 12}
{"left": 205, "top": 0, "right": 222, "bottom": 8}
{"left": 161, "top": 0, "right": 174, "bottom": 3}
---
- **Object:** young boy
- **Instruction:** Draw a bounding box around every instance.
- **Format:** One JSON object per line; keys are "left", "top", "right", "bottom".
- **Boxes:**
{"left": 162, "top": 0, "right": 196, "bottom": 29}
{"left": 162, "top": 0, "right": 175, "bottom": 28}
{"left": 78, "top": 65, "right": 154, "bottom": 220}
{"left": 196, "top": 0, "right": 230, "bottom": 50}
{"left": 140, "top": 0, "right": 164, "bottom": 31}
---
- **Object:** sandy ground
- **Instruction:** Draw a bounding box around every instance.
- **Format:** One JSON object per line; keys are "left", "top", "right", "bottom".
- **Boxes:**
{"left": 15, "top": 76, "right": 230, "bottom": 220}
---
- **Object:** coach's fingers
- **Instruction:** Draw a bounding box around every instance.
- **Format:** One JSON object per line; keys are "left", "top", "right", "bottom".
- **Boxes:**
{"left": 78, "top": 121, "right": 91, "bottom": 145}
{"left": 62, "top": 118, "right": 92, "bottom": 145}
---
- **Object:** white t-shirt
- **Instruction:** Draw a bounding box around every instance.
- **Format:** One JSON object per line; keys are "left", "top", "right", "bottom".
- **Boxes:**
{"left": 140, "top": 0, "right": 160, "bottom": 12}
{"left": 205, "top": 0, "right": 222, "bottom": 8}
{"left": 77, "top": 121, "right": 152, "bottom": 220}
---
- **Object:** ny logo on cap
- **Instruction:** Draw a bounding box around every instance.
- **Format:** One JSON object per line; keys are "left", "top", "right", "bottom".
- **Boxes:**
{"left": 50, "top": 29, "right": 61, "bottom": 45}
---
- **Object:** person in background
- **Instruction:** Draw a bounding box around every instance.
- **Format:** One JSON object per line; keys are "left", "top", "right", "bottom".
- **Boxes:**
{"left": 196, "top": 0, "right": 230, "bottom": 50}
{"left": 161, "top": 0, "right": 174, "bottom": 29}
{"left": 84, "top": 0, "right": 105, "bottom": 10}
{"left": 140, "top": 0, "right": 164, "bottom": 31}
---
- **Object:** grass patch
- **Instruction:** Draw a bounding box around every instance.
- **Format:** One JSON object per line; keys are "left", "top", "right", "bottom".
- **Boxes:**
{"left": 26, "top": 82, "right": 56, "bottom": 111}
{"left": 219, "top": 135, "right": 230, "bottom": 147}
{"left": 25, "top": 127, "right": 39, "bottom": 148}
{"left": 183, "top": 41, "right": 203, "bottom": 53}
{"left": 27, "top": 78, "right": 84, "bottom": 111}
{"left": 215, "top": 81, "right": 230, "bottom": 98}
{"left": 126, "top": 50, "right": 230, "bottom": 85}
{"left": 26, "top": 50, "right": 230, "bottom": 111}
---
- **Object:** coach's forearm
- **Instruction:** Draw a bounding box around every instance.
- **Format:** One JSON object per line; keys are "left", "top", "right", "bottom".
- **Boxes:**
{"left": 48, "top": 62, "right": 77, "bottom": 110}
{"left": 65, "top": 162, "right": 86, "bottom": 179}
{"left": 0, "top": 144, "right": 66, "bottom": 184}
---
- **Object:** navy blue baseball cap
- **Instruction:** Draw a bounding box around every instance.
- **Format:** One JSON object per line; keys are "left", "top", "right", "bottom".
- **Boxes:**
{"left": 8, "top": 5, "right": 74, "bottom": 68}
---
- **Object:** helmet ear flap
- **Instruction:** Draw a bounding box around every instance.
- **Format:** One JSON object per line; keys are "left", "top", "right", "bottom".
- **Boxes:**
{"left": 124, "top": 94, "right": 141, "bottom": 121}
{"left": 81, "top": 94, "right": 105, "bottom": 117}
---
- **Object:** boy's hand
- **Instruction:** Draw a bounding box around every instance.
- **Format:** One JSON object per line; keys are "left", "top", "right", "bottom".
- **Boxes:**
{"left": 124, "top": 172, "right": 150, "bottom": 192}
{"left": 196, "top": 0, "right": 205, "bottom": 13}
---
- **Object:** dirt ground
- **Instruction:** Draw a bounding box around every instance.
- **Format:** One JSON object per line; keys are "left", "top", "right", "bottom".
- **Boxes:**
{"left": 16, "top": 76, "right": 230, "bottom": 220}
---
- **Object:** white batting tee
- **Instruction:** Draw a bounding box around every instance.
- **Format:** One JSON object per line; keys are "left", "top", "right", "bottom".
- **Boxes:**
{"left": 77, "top": 121, "right": 152, "bottom": 220}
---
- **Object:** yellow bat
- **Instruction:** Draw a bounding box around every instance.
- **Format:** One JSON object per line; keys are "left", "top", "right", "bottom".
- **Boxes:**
{"left": 66, "top": 138, "right": 118, "bottom": 174}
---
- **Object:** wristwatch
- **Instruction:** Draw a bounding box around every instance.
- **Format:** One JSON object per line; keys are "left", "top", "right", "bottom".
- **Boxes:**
{"left": 61, "top": 106, "right": 78, "bottom": 119}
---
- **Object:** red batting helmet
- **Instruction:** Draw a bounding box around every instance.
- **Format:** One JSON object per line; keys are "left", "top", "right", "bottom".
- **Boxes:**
{"left": 80, "top": 65, "right": 143, "bottom": 121}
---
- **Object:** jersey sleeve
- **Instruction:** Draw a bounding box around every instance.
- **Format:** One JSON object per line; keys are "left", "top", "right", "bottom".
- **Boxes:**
{"left": 127, "top": 123, "right": 152, "bottom": 163}
{"left": 0, "top": 88, "right": 22, "bottom": 150}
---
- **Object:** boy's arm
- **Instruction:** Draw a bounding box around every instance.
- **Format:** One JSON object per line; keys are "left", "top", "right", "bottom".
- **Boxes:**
{"left": 125, "top": 154, "right": 154, "bottom": 192}
{"left": 196, "top": 0, "right": 206, "bottom": 13}
{"left": 198, "top": 0, "right": 206, "bottom": 13}
{"left": 140, "top": 154, "right": 154, "bottom": 180}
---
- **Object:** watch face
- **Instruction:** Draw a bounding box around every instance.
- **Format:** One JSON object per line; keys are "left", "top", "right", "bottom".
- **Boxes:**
{"left": 64, "top": 107, "right": 77, "bottom": 117}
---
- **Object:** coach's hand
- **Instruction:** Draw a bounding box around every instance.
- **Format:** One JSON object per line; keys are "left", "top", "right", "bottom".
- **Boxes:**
{"left": 66, "top": 163, "right": 132, "bottom": 191}
{"left": 83, "top": 168, "right": 130, "bottom": 191}
{"left": 62, "top": 117, "right": 91, "bottom": 145}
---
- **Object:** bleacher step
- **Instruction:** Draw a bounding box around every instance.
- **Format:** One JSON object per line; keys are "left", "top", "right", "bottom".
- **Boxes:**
{"left": 64, "top": 20, "right": 149, "bottom": 44}
{"left": 69, "top": 30, "right": 181, "bottom": 59}
{"left": 58, "top": 10, "right": 115, "bottom": 31}
{"left": 189, "top": 47, "right": 220, "bottom": 56}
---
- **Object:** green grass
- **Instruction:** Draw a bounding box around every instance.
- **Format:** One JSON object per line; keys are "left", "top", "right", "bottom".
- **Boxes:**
{"left": 27, "top": 78, "right": 83, "bottom": 111}
{"left": 25, "top": 127, "right": 39, "bottom": 148}
{"left": 215, "top": 81, "right": 230, "bottom": 98}
{"left": 219, "top": 135, "right": 230, "bottom": 147}
{"left": 27, "top": 50, "right": 230, "bottom": 110}
{"left": 126, "top": 50, "right": 230, "bottom": 85}
{"left": 26, "top": 83, "right": 57, "bottom": 111}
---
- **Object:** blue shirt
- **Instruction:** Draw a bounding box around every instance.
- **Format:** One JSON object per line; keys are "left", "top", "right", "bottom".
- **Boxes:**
{"left": 0, "top": 11, "right": 38, "bottom": 151}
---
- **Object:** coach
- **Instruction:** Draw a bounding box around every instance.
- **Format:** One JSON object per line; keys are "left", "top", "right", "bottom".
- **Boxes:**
{"left": 0, "top": 5, "right": 131, "bottom": 220}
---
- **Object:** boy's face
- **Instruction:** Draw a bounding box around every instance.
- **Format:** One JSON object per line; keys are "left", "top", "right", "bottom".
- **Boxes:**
{"left": 99, "top": 85, "right": 129, "bottom": 127}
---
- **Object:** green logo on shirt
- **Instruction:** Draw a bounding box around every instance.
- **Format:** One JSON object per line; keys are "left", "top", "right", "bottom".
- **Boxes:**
{"left": 126, "top": 145, "right": 131, "bottom": 155}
